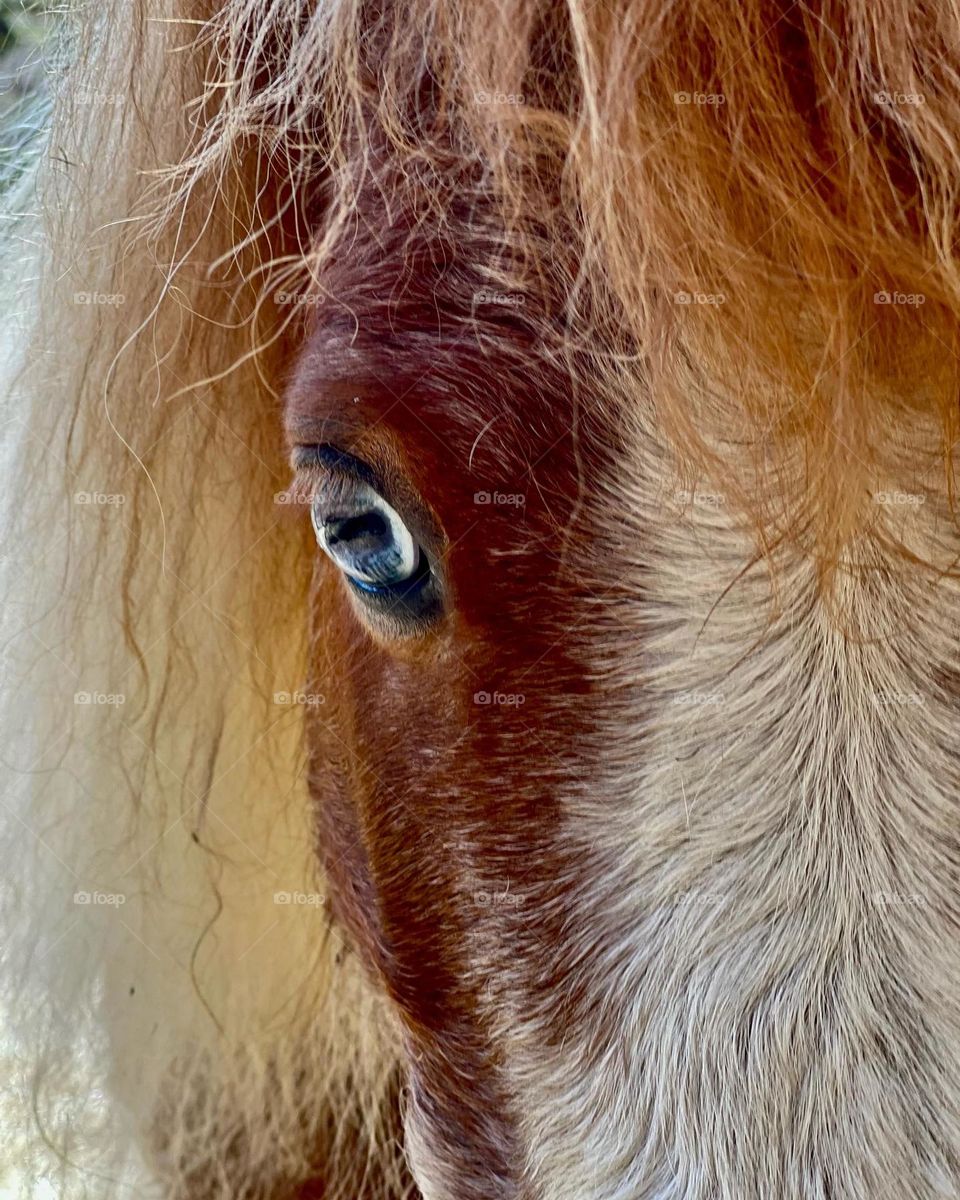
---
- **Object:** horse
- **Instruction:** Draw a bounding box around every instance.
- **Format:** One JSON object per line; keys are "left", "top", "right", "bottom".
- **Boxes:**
{"left": 4, "top": 0, "right": 960, "bottom": 1197}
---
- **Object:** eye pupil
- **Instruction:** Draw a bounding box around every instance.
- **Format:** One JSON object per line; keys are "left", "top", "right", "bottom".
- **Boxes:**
{"left": 325, "top": 511, "right": 388, "bottom": 548}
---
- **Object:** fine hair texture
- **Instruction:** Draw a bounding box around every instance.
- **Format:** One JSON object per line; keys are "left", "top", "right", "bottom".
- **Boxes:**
{"left": 3, "top": 0, "right": 960, "bottom": 1196}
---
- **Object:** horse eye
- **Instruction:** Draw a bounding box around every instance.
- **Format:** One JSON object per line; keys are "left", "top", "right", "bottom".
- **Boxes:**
{"left": 311, "top": 481, "right": 428, "bottom": 596}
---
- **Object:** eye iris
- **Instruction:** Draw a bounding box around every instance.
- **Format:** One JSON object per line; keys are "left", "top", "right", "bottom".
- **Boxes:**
{"left": 312, "top": 487, "right": 420, "bottom": 589}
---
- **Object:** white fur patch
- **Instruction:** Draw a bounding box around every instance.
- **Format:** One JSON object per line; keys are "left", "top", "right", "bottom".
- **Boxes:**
{"left": 493, "top": 412, "right": 960, "bottom": 1198}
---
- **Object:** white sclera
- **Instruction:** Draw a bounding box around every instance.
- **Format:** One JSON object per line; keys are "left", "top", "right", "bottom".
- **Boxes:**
{"left": 311, "top": 483, "right": 419, "bottom": 586}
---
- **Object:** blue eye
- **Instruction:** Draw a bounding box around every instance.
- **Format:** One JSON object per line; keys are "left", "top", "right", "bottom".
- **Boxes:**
{"left": 311, "top": 482, "right": 426, "bottom": 595}
{"left": 299, "top": 443, "right": 444, "bottom": 631}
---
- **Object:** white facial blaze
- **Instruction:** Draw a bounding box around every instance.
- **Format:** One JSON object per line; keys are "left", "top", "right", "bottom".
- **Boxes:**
{"left": 482, "top": 410, "right": 960, "bottom": 1200}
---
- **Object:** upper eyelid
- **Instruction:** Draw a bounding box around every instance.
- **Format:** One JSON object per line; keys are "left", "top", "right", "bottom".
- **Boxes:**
{"left": 291, "top": 443, "right": 380, "bottom": 489}
{"left": 290, "top": 442, "right": 446, "bottom": 560}
{"left": 290, "top": 444, "right": 407, "bottom": 528}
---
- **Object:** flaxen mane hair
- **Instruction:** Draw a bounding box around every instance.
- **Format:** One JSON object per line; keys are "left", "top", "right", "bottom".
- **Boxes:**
{"left": 3, "top": 0, "right": 960, "bottom": 1195}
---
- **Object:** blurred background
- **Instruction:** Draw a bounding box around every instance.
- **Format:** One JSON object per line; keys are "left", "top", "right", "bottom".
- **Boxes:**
{"left": 0, "top": 1, "right": 56, "bottom": 179}
{"left": 1, "top": 11, "right": 67, "bottom": 1199}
